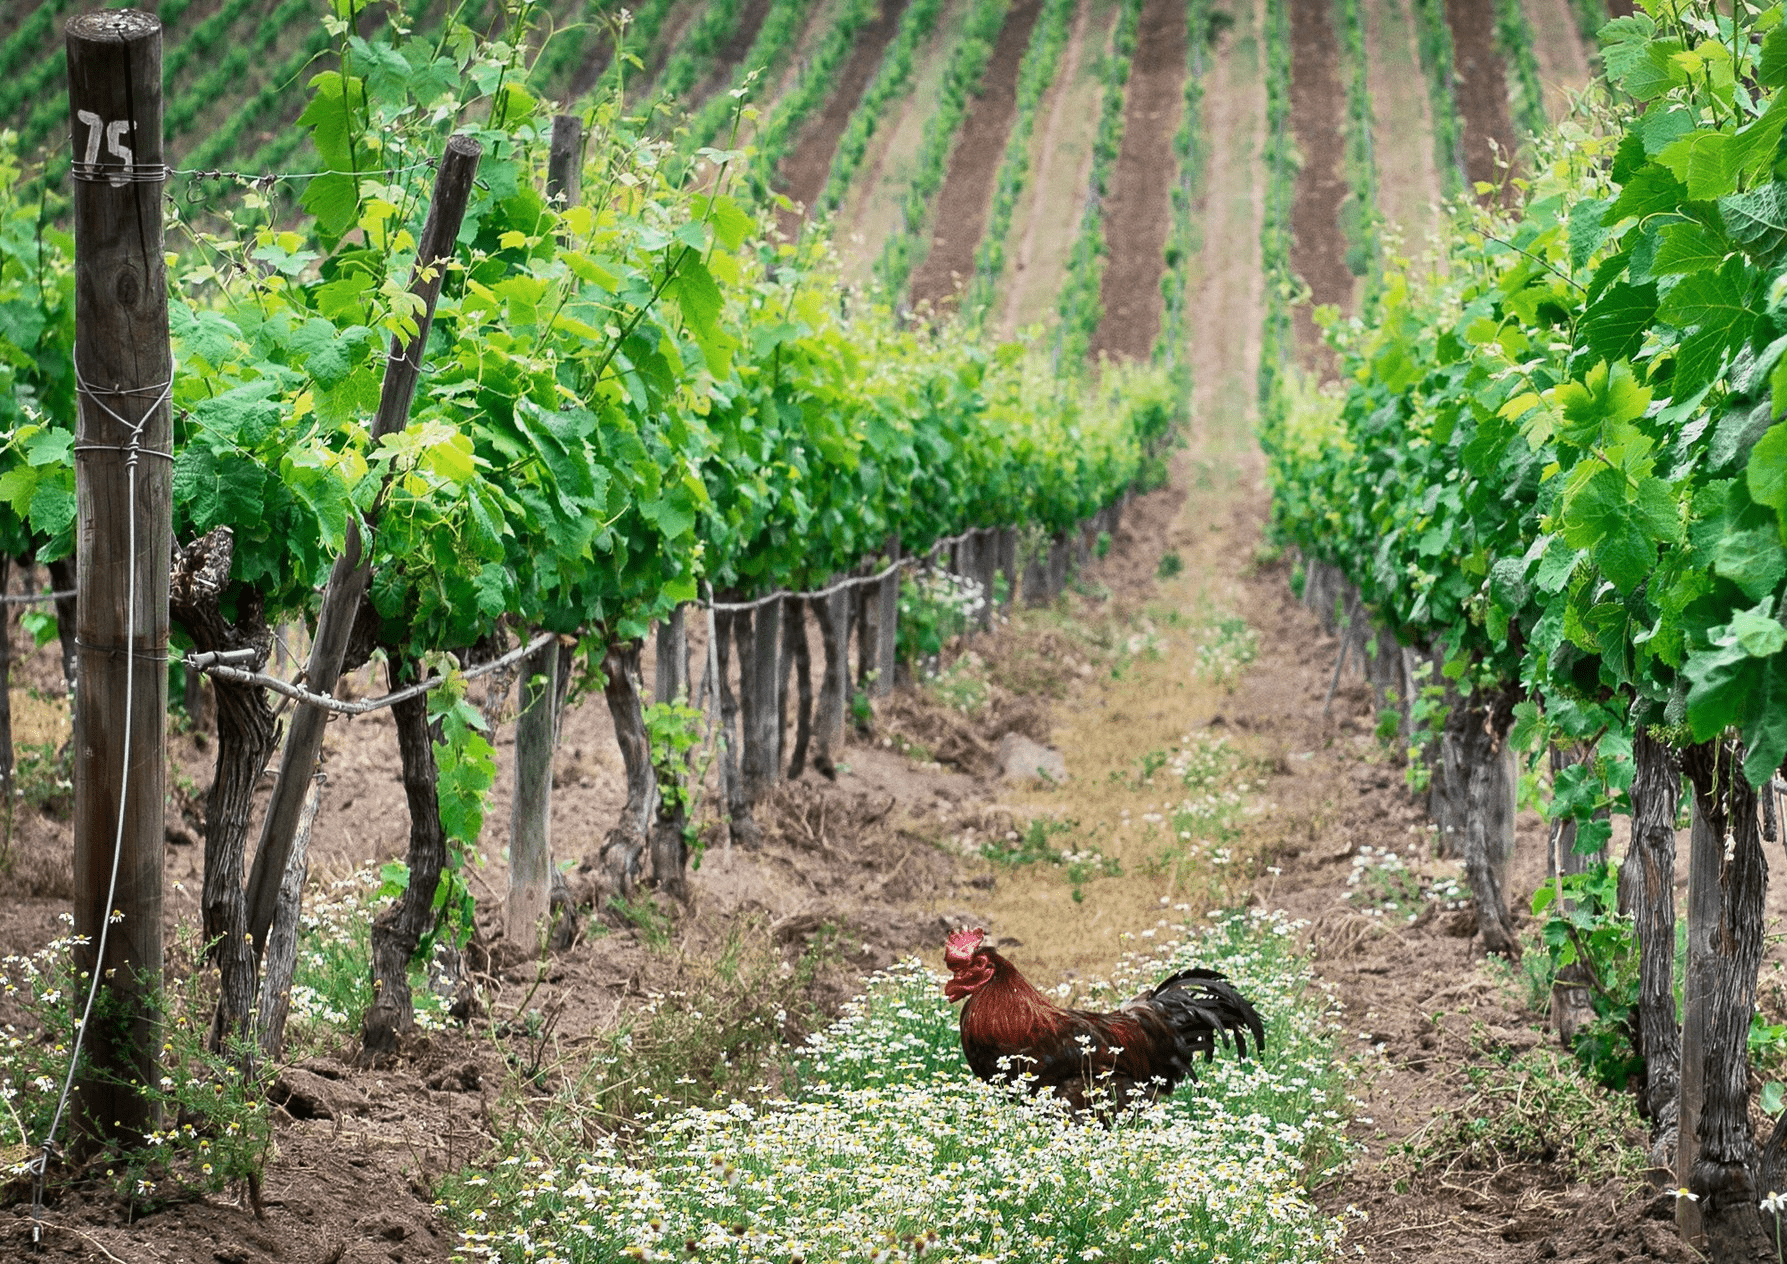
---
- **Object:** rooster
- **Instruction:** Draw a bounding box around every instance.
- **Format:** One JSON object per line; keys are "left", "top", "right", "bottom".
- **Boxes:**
{"left": 942, "top": 927, "right": 1265, "bottom": 1113}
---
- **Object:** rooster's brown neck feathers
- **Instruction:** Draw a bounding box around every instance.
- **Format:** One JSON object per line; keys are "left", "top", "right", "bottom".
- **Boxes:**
{"left": 957, "top": 950, "right": 1068, "bottom": 1045}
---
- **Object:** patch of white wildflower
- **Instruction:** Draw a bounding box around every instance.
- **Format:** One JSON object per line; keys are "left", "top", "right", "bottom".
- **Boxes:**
{"left": 1344, "top": 837, "right": 1467, "bottom": 922}
{"left": 447, "top": 909, "right": 1356, "bottom": 1263}
{"left": 1194, "top": 616, "right": 1258, "bottom": 688}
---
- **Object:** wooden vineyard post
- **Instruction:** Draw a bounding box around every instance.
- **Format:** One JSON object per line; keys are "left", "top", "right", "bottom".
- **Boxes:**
{"left": 255, "top": 774, "right": 323, "bottom": 1057}
{"left": 1627, "top": 729, "right": 1680, "bottom": 1170}
{"left": 995, "top": 528, "right": 1017, "bottom": 609}
{"left": 499, "top": 113, "right": 583, "bottom": 946}
{"left": 811, "top": 585, "right": 850, "bottom": 777}
{"left": 743, "top": 597, "right": 784, "bottom": 796}
{"left": 507, "top": 640, "right": 558, "bottom": 945}
{"left": 874, "top": 542, "right": 900, "bottom": 697}
{"left": 66, "top": 8, "right": 172, "bottom": 1144}
{"left": 656, "top": 605, "right": 689, "bottom": 703}
{"left": 1022, "top": 535, "right": 1049, "bottom": 606}
{"left": 547, "top": 113, "right": 582, "bottom": 205}
{"left": 1676, "top": 794, "right": 1716, "bottom": 1246}
{"left": 970, "top": 533, "right": 990, "bottom": 630}
{"left": 245, "top": 134, "right": 482, "bottom": 952}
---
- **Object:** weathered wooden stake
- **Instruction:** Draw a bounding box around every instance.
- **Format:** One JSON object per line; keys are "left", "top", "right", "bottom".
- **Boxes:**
{"left": 811, "top": 586, "right": 849, "bottom": 777}
{"left": 1627, "top": 729, "right": 1679, "bottom": 1170}
{"left": 995, "top": 528, "right": 1017, "bottom": 608}
{"left": 256, "top": 773, "right": 322, "bottom": 1058}
{"left": 655, "top": 605, "right": 689, "bottom": 704}
{"left": 546, "top": 113, "right": 582, "bottom": 206}
{"left": 872, "top": 539, "right": 900, "bottom": 697}
{"left": 66, "top": 7, "right": 172, "bottom": 1145}
{"left": 246, "top": 134, "right": 481, "bottom": 953}
{"left": 742, "top": 597, "right": 783, "bottom": 796}
{"left": 507, "top": 639, "right": 557, "bottom": 945}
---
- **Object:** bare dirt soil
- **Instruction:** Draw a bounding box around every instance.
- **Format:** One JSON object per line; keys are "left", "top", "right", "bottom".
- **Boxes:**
{"left": 690, "top": 0, "right": 777, "bottom": 108}
{"left": 905, "top": 0, "right": 1044, "bottom": 314}
{"left": 1363, "top": 0, "right": 1441, "bottom": 251}
{"left": 773, "top": 0, "right": 914, "bottom": 237}
{"left": 1286, "top": 0, "right": 1355, "bottom": 370}
{"left": 995, "top": 0, "right": 1115, "bottom": 336}
{"left": 1523, "top": 0, "right": 1594, "bottom": 121}
{"left": 837, "top": 0, "right": 967, "bottom": 281}
{"left": 1087, "top": 0, "right": 1188, "bottom": 361}
{"left": 1444, "top": 0, "right": 1519, "bottom": 196}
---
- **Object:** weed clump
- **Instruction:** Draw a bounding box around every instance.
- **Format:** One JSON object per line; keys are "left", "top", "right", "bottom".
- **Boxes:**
{"left": 1386, "top": 1044, "right": 1646, "bottom": 1187}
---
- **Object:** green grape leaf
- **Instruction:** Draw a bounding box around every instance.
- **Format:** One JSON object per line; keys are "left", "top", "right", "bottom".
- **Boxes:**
{"left": 1750, "top": 422, "right": 1787, "bottom": 527}
{"left": 1652, "top": 220, "right": 1729, "bottom": 277}
{"left": 1569, "top": 197, "right": 1614, "bottom": 270}
{"left": 1656, "top": 130, "right": 1735, "bottom": 201}
{"left": 1763, "top": 25, "right": 1787, "bottom": 88}
{"left": 1714, "top": 526, "right": 1787, "bottom": 600}
{"left": 173, "top": 445, "right": 267, "bottom": 533}
{"left": 1576, "top": 282, "right": 1658, "bottom": 368}
{"left": 1722, "top": 182, "right": 1787, "bottom": 268}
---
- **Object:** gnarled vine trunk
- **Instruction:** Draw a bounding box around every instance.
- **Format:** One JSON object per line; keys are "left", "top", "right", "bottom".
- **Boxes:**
{"left": 811, "top": 588, "right": 850, "bottom": 779}
{"left": 740, "top": 598, "right": 782, "bottom": 799}
{"left": 1457, "top": 685, "right": 1519, "bottom": 957}
{"left": 256, "top": 773, "right": 322, "bottom": 1058}
{"left": 1626, "top": 727, "right": 1680, "bottom": 1169}
{"left": 783, "top": 597, "right": 813, "bottom": 779}
{"left": 599, "top": 640, "right": 654, "bottom": 895}
{"left": 361, "top": 664, "right": 449, "bottom": 1061}
{"left": 714, "top": 606, "right": 759, "bottom": 845}
{"left": 1677, "top": 740, "right": 1772, "bottom": 1261}
{"left": 169, "top": 529, "right": 277, "bottom": 1064}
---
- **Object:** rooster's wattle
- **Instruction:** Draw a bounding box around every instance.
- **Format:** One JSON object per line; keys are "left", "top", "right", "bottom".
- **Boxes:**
{"left": 943, "top": 927, "right": 1264, "bottom": 1112}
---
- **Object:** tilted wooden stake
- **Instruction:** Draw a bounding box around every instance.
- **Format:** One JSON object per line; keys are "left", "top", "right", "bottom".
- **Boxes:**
{"left": 66, "top": 7, "right": 171, "bottom": 1145}
{"left": 245, "top": 134, "right": 482, "bottom": 952}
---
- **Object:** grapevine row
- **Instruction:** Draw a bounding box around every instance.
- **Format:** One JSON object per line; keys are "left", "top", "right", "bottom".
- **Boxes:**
{"left": 1155, "top": 0, "right": 1210, "bottom": 366}
{"left": 1262, "top": 6, "right": 1787, "bottom": 1240}
{"left": 746, "top": 0, "right": 878, "bottom": 196}
{"left": 1407, "top": 0, "right": 1465, "bottom": 196}
{"left": 675, "top": 0, "right": 822, "bottom": 163}
{"left": 1492, "top": 0, "right": 1547, "bottom": 142}
{"left": 1335, "top": 0, "right": 1379, "bottom": 285}
{"left": 0, "top": 3, "right": 1178, "bottom": 1058}
{"left": 1052, "top": 0, "right": 1145, "bottom": 367}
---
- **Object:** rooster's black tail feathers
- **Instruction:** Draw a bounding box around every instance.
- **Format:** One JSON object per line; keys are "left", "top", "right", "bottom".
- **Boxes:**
{"left": 1146, "top": 967, "right": 1267, "bottom": 1064}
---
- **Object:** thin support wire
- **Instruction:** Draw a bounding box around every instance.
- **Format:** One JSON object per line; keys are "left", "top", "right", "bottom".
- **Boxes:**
{"left": 189, "top": 631, "right": 557, "bottom": 717}
{"left": 31, "top": 368, "right": 165, "bottom": 1248}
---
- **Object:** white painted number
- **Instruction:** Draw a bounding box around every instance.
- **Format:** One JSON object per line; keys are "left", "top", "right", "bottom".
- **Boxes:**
{"left": 75, "top": 109, "right": 135, "bottom": 186}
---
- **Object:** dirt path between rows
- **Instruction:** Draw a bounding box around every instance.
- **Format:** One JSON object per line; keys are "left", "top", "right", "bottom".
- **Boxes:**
{"left": 996, "top": 0, "right": 1113, "bottom": 336}
{"left": 1445, "top": 0, "right": 1518, "bottom": 196}
{"left": 1364, "top": 0, "right": 1440, "bottom": 250}
{"left": 1523, "top": 0, "right": 1594, "bottom": 121}
{"left": 1187, "top": 0, "right": 1264, "bottom": 444}
{"left": 906, "top": 0, "right": 1046, "bottom": 312}
{"left": 690, "top": 0, "right": 778, "bottom": 108}
{"left": 1286, "top": 0, "right": 1354, "bottom": 369}
{"left": 1087, "top": 0, "right": 1187, "bottom": 361}
{"left": 775, "top": 0, "right": 913, "bottom": 236}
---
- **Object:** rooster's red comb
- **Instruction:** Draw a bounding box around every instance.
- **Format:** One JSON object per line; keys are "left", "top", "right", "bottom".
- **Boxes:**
{"left": 944, "top": 927, "right": 987, "bottom": 965}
